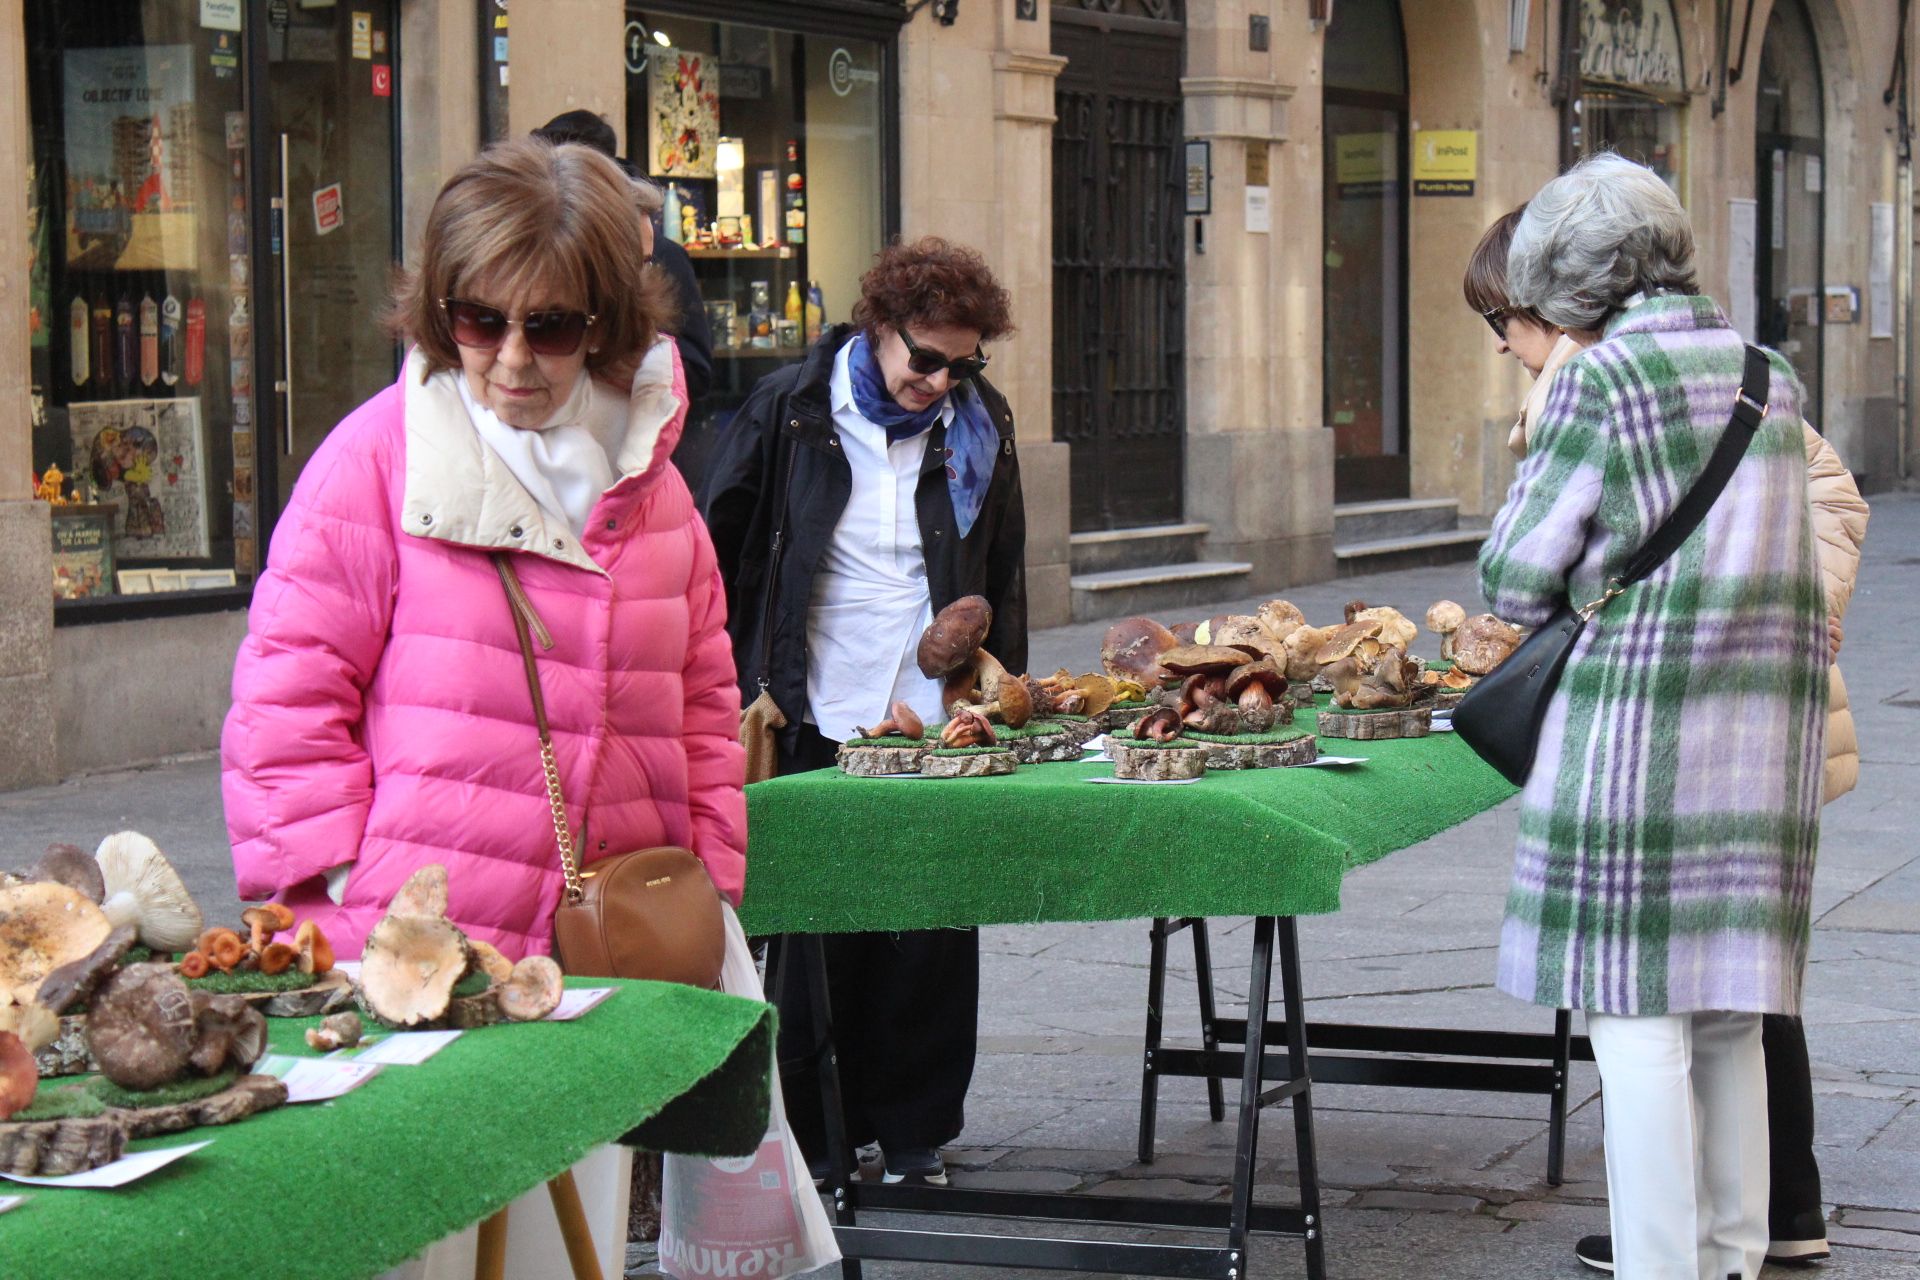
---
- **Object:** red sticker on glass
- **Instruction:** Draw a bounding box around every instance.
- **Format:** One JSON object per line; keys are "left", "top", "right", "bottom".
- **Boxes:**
{"left": 372, "top": 64, "right": 391, "bottom": 97}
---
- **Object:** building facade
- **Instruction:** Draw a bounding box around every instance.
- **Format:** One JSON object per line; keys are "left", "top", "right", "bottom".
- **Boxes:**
{"left": 0, "top": 0, "right": 1912, "bottom": 784}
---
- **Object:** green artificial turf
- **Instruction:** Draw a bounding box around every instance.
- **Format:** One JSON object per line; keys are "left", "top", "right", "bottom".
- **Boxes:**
{"left": 14, "top": 1081, "right": 107, "bottom": 1121}
{"left": 85, "top": 1068, "right": 237, "bottom": 1110}
{"left": 741, "top": 727, "right": 1515, "bottom": 935}
{"left": 1179, "top": 725, "right": 1314, "bottom": 745}
{"left": 930, "top": 745, "right": 1014, "bottom": 757}
{"left": 843, "top": 735, "right": 930, "bottom": 748}
{"left": 182, "top": 968, "right": 316, "bottom": 995}
{"left": 2, "top": 978, "right": 773, "bottom": 1280}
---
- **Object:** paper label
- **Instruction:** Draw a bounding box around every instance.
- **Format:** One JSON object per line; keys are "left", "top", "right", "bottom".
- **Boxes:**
{"left": 1, "top": 1141, "right": 212, "bottom": 1188}
{"left": 0, "top": 1195, "right": 27, "bottom": 1215}
{"left": 256, "top": 1054, "right": 384, "bottom": 1102}
{"left": 1086, "top": 775, "right": 1203, "bottom": 786}
{"left": 546, "top": 987, "right": 618, "bottom": 1021}
{"left": 351, "top": 11, "right": 373, "bottom": 59}
{"left": 312, "top": 182, "right": 343, "bottom": 235}
{"left": 1245, "top": 185, "right": 1271, "bottom": 234}
{"left": 336, "top": 1030, "right": 462, "bottom": 1065}
{"left": 1292, "top": 755, "right": 1369, "bottom": 768}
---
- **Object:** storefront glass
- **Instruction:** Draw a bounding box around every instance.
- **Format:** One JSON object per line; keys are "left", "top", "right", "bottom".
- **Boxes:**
{"left": 1756, "top": 0, "right": 1824, "bottom": 425}
{"left": 624, "top": 5, "right": 890, "bottom": 482}
{"left": 24, "top": 0, "right": 398, "bottom": 615}
{"left": 1571, "top": 0, "right": 1686, "bottom": 191}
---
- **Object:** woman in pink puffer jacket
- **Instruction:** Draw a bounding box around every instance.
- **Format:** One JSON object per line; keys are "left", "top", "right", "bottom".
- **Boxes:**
{"left": 221, "top": 138, "right": 745, "bottom": 960}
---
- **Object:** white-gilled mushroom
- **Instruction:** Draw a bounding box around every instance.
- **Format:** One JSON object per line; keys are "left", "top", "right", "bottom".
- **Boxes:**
{"left": 0, "top": 880, "right": 114, "bottom": 1006}
{"left": 1425, "top": 600, "right": 1468, "bottom": 662}
{"left": 94, "top": 831, "right": 204, "bottom": 953}
{"left": 497, "top": 955, "right": 564, "bottom": 1022}
{"left": 358, "top": 914, "right": 472, "bottom": 1028}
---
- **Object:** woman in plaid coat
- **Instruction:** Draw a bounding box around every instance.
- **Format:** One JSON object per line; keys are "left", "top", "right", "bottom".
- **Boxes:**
{"left": 1480, "top": 154, "right": 1827, "bottom": 1280}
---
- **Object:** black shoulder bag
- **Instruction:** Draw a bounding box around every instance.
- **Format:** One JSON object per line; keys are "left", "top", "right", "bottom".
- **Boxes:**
{"left": 737, "top": 432, "right": 796, "bottom": 785}
{"left": 1454, "top": 345, "right": 1770, "bottom": 787}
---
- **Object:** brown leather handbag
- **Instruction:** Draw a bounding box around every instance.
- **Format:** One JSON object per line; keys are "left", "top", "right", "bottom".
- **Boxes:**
{"left": 496, "top": 555, "right": 726, "bottom": 989}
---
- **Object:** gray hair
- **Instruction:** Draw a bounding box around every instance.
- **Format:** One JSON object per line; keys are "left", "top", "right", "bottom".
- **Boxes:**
{"left": 630, "top": 175, "right": 664, "bottom": 219}
{"left": 1506, "top": 153, "right": 1698, "bottom": 331}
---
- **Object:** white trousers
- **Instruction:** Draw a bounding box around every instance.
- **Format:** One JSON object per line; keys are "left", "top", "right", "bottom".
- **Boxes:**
{"left": 1586, "top": 1011, "right": 1769, "bottom": 1280}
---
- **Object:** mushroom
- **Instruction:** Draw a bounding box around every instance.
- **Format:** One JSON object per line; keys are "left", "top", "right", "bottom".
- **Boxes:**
{"left": 1282, "top": 625, "right": 1338, "bottom": 682}
{"left": 177, "top": 952, "right": 210, "bottom": 979}
{"left": 1344, "top": 599, "right": 1371, "bottom": 623}
{"left": 1256, "top": 599, "right": 1308, "bottom": 645}
{"left": 1331, "top": 646, "right": 1417, "bottom": 710}
{"left": 87, "top": 962, "right": 198, "bottom": 1090}
{"left": 0, "top": 879, "right": 114, "bottom": 1006}
{"left": 292, "top": 920, "right": 335, "bottom": 976}
{"left": 34, "top": 924, "right": 137, "bottom": 1016}
{"left": 1323, "top": 655, "right": 1368, "bottom": 707}
{"left": 187, "top": 992, "right": 268, "bottom": 1076}
{"left": 0, "top": 991, "right": 60, "bottom": 1054}
{"left": 306, "top": 1010, "right": 365, "bottom": 1052}
{"left": 358, "top": 914, "right": 472, "bottom": 1027}
{"left": 858, "top": 700, "right": 926, "bottom": 741}
{"left": 1168, "top": 621, "right": 1200, "bottom": 644}
{"left": 498, "top": 955, "right": 565, "bottom": 1022}
{"left": 0, "top": 1030, "right": 38, "bottom": 1121}
{"left": 1226, "top": 659, "right": 1288, "bottom": 732}
{"left": 1313, "top": 619, "right": 1387, "bottom": 670}
{"left": 916, "top": 596, "right": 994, "bottom": 679}
{"left": 1132, "top": 705, "right": 1185, "bottom": 742}
{"left": 1100, "top": 617, "right": 1181, "bottom": 686}
{"left": 11, "top": 844, "right": 106, "bottom": 904}
{"left": 94, "top": 832, "right": 203, "bottom": 953}
{"left": 241, "top": 903, "right": 295, "bottom": 954}
{"left": 196, "top": 928, "right": 247, "bottom": 974}
{"left": 468, "top": 940, "right": 516, "bottom": 986}
{"left": 939, "top": 708, "right": 999, "bottom": 748}
{"left": 1352, "top": 606, "right": 1419, "bottom": 650}
{"left": 256, "top": 942, "right": 299, "bottom": 976}
{"left": 1206, "top": 616, "right": 1283, "bottom": 662}
{"left": 390, "top": 864, "right": 450, "bottom": 919}
{"left": 1426, "top": 601, "right": 1468, "bottom": 661}
{"left": 953, "top": 653, "right": 1033, "bottom": 728}
{"left": 1071, "top": 673, "right": 1120, "bottom": 717}
{"left": 1453, "top": 614, "right": 1524, "bottom": 675}
{"left": 1159, "top": 645, "right": 1253, "bottom": 682}
{"left": 1183, "top": 702, "right": 1244, "bottom": 735}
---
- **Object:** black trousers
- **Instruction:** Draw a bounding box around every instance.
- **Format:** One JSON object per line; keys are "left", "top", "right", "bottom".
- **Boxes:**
{"left": 771, "top": 723, "right": 980, "bottom": 1161}
{"left": 1763, "top": 1013, "right": 1823, "bottom": 1234}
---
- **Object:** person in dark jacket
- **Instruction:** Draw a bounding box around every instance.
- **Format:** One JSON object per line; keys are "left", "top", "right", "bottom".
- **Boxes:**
{"left": 702, "top": 236, "right": 1025, "bottom": 1185}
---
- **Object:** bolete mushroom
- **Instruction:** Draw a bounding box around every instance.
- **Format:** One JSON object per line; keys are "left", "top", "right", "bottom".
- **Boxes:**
{"left": 306, "top": 1010, "right": 364, "bottom": 1052}
{"left": 1226, "top": 659, "right": 1288, "bottom": 731}
{"left": 1132, "top": 705, "right": 1185, "bottom": 742}
{"left": 953, "top": 653, "right": 1033, "bottom": 728}
{"left": 498, "top": 955, "right": 564, "bottom": 1022}
{"left": 1256, "top": 599, "right": 1308, "bottom": 645}
{"left": 939, "top": 707, "right": 999, "bottom": 748}
{"left": 95, "top": 832, "right": 203, "bottom": 953}
{"left": 1313, "top": 619, "right": 1387, "bottom": 670}
{"left": 34, "top": 924, "right": 137, "bottom": 1016}
{"left": 390, "top": 864, "right": 450, "bottom": 919}
{"left": 1159, "top": 645, "right": 1252, "bottom": 681}
{"left": 0, "top": 1030, "right": 38, "bottom": 1121}
{"left": 87, "top": 962, "right": 198, "bottom": 1090}
{"left": 0, "top": 880, "right": 114, "bottom": 1006}
{"left": 858, "top": 700, "right": 926, "bottom": 741}
{"left": 241, "top": 903, "right": 295, "bottom": 954}
{"left": 12, "top": 844, "right": 106, "bottom": 904}
{"left": 1453, "top": 614, "right": 1524, "bottom": 676}
{"left": 916, "top": 595, "right": 994, "bottom": 679}
{"left": 1426, "top": 600, "right": 1468, "bottom": 662}
{"left": 292, "top": 920, "right": 335, "bottom": 976}
{"left": 1206, "top": 616, "right": 1283, "bottom": 662}
{"left": 1352, "top": 606, "right": 1419, "bottom": 650}
{"left": 1282, "top": 625, "right": 1338, "bottom": 683}
{"left": 187, "top": 992, "right": 268, "bottom": 1076}
{"left": 1100, "top": 617, "right": 1181, "bottom": 686}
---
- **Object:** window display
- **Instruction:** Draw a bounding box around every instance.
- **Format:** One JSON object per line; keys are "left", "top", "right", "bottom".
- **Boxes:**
{"left": 1570, "top": 0, "right": 1686, "bottom": 192}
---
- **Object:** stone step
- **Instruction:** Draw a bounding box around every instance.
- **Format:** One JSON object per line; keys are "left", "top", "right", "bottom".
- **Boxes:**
{"left": 1068, "top": 522, "right": 1212, "bottom": 575}
{"left": 1068, "top": 560, "right": 1254, "bottom": 625}
{"left": 1334, "top": 498, "right": 1461, "bottom": 544}
{"left": 1333, "top": 527, "right": 1489, "bottom": 578}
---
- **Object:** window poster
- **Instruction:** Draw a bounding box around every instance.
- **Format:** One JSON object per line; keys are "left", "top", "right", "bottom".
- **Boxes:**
{"left": 62, "top": 45, "right": 199, "bottom": 272}
{"left": 647, "top": 48, "right": 719, "bottom": 178}
{"left": 68, "top": 398, "right": 211, "bottom": 560}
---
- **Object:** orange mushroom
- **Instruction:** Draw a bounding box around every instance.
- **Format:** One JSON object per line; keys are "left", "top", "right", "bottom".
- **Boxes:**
{"left": 197, "top": 927, "right": 247, "bottom": 974}
{"left": 293, "top": 920, "right": 335, "bottom": 976}
{"left": 240, "top": 902, "right": 295, "bottom": 953}
{"left": 177, "top": 951, "right": 211, "bottom": 979}
{"left": 257, "top": 942, "right": 298, "bottom": 976}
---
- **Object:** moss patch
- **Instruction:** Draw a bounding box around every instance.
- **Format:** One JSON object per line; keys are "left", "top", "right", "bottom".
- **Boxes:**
{"left": 842, "top": 735, "right": 931, "bottom": 749}
{"left": 1321, "top": 703, "right": 1427, "bottom": 717}
{"left": 1180, "top": 725, "right": 1313, "bottom": 745}
{"left": 86, "top": 1067, "right": 238, "bottom": 1111}
{"left": 15, "top": 1081, "right": 108, "bottom": 1122}
{"left": 185, "top": 968, "right": 317, "bottom": 995}
{"left": 930, "top": 746, "right": 1015, "bottom": 758}
{"left": 453, "top": 969, "right": 492, "bottom": 999}
{"left": 1112, "top": 738, "right": 1202, "bottom": 752}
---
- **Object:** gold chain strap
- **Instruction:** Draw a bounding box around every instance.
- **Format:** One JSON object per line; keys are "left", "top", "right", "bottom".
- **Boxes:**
{"left": 540, "top": 734, "right": 586, "bottom": 904}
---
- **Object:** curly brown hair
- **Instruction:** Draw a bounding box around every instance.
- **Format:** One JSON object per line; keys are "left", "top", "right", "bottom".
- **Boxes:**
{"left": 852, "top": 236, "right": 1015, "bottom": 343}
{"left": 1462, "top": 205, "right": 1544, "bottom": 328}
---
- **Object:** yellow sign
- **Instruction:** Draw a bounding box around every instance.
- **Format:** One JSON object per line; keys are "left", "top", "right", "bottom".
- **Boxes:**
{"left": 1334, "top": 132, "right": 1394, "bottom": 187}
{"left": 1412, "top": 130, "right": 1477, "bottom": 196}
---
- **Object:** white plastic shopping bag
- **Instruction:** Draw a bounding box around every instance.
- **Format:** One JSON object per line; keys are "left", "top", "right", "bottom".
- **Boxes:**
{"left": 658, "top": 906, "right": 840, "bottom": 1279}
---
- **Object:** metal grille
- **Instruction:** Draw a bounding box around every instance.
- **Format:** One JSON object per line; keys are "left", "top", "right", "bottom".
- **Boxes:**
{"left": 1051, "top": 22, "right": 1186, "bottom": 532}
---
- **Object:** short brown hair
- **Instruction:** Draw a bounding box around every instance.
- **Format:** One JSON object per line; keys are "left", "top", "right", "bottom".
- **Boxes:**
{"left": 1462, "top": 205, "right": 1543, "bottom": 327}
{"left": 852, "top": 236, "right": 1015, "bottom": 343}
{"left": 390, "top": 136, "right": 676, "bottom": 383}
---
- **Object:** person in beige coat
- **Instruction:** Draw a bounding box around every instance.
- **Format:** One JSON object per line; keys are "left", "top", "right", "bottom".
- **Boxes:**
{"left": 1465, "top": 207, "right": 1870, "bottom": 1270}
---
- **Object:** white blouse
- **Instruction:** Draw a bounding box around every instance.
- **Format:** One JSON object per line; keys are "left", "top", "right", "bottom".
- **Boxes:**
{"left": 803, "top": 341, "right": 954, "bottom": 743}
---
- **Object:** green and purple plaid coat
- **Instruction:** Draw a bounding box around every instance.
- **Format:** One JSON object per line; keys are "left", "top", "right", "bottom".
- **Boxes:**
{"left": 1479, "top": 295, "right": 1827, "bottom": 1017}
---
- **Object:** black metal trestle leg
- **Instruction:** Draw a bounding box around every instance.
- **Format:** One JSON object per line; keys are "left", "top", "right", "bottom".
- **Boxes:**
{"left": 1138, "top": 917, "right": 1171, "bottom": 1164}
{"left": 1226, "top": 917, "right": 1276, "bottom": 1274}
{"left": 1547, "top": 1007, "right": 1572, "bottom": 1187}
{"left": 798, "top": 934, "right": 863, "bottom": 1280}
{"left": 1191, "top": 920, "right": 1226, "bottom": 1123}
{"left": 1276, "top": 918, "right": 1325, "bottom": 1280}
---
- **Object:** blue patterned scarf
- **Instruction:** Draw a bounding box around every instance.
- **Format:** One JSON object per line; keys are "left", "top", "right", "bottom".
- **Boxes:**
{"left": 848, "top": 333, "right": 998, "bottom": 538}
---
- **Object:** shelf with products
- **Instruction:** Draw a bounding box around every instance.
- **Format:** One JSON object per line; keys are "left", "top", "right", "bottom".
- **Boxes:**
{"left": 685, "top": 246, "right": 795, "bottom": 261}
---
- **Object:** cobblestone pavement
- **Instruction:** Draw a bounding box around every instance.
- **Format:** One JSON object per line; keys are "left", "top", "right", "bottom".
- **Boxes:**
{"left": 8, "top": 499, "right": 1919, "bottom": 1280}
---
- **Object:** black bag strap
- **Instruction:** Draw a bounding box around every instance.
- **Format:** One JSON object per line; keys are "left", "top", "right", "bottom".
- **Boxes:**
{"left": 1583, "top": 344, "right": 1770, "bottom": 616}
{"left": 753, "top": 429, "right": 796, "bottom": 693}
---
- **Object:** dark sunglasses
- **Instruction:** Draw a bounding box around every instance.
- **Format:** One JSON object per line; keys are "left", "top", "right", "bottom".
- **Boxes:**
{"left": 440, "top": 298, "right": 597, "bottom": 357}
{"left": 898, "top": 326, "right": 988, "bottom": 381}
{"left": 1481, "top": 305, "right": 1514, "bottom": 341}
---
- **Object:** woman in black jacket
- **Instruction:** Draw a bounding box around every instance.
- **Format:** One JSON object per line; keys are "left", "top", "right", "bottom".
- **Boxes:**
{"left": 702, "top": 237, "right": 1026, "bottom": 1185}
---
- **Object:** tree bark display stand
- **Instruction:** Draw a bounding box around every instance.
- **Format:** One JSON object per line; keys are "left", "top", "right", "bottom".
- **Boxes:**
{"left": 1316, "top": 706, "right": 1433, "bottom": 740}
{"left": 920, "top": 749, "right": 1018, "bottom": 778}
{"left": 1109, "top": 741, "right": 1207, "bottom": 780}
{"left": 837, "top": 742, "right": 933, "bottom": 776}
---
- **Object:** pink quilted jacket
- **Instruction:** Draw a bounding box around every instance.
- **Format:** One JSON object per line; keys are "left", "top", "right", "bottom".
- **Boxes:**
{"left": 222, "top": 341, "right": 746, "bottom": 960}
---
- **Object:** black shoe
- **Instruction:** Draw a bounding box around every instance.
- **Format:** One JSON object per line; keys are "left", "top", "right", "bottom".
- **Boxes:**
{"left": 1574, "top": 1234, "right": 1614, "bottom": 1273}
{"left": 1768, "top": 1208, "right": 1830, "bottom": 1265}
{"left": 880, "top": 1146, "right": 948, "bottom": 1185}
{"left": 807, "top": 1156, "right": 830, "bottom": 1189}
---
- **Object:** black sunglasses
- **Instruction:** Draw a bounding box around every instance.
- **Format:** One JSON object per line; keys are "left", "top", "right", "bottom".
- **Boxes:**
{"left": 1481, "top": 306, "right": 1513, "bottom": 341}
{"left": 440, "top": 298, "right": 597, "bottom": 357}
{"left": 898, "top": 327, "right": 988, "bottom": 381}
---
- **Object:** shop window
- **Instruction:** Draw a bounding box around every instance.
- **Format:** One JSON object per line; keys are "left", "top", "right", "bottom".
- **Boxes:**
{"left": 1570, "top": 0, "right": 1687, "bottom": 191}
{"left": 624, "top": 6, "right": 891, "bottom": 485}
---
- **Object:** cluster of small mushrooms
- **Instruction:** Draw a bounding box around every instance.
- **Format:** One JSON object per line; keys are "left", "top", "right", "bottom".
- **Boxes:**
{"left": 356, "top": 865, "right": 563, "bottom": 1029}
{"left": 179, "top": 905, "right": 334, "bottom": 982}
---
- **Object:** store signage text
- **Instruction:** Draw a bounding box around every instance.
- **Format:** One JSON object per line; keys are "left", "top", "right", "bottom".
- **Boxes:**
{"left": 1579, "top": 0, "right": 1684, "bottom": 94}
{"left": 828, "top": 47, "right": 879, "bottom": 97}
{"left": 1412, "top": 130, "right": 1477, "bottom": 197}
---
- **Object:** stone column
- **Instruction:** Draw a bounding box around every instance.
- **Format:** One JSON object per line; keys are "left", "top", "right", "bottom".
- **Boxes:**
{"left": 399, "top": 0, "right": 480, "bottom": 258}
{"left": 508, "top": 0, "right": 625, "bottom": 144}
{"left": 0, "top": 0, "right": 57, "bottom": 787}
{"left": 1182, "top": 1, "right": 1330, "bottom": 588}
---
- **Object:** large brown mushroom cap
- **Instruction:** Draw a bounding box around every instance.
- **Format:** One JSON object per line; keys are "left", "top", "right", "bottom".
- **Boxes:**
{"left": 1313, "top": 619, "right": 1386, "bottom": 667}
{"left": 0, "top": 880, "right": 115, "bottom": 1006}
{"left": 917, "top": 596, "right": 994, "bottom": 679}
{"left": 1100, "top": 617, "right": 1180, "bottom": 685}
{"left": 1256, "top": 599, "right": 1307, "bottom": 641}
{"left": 87, "top": 961, "right": 198, "bottom": 1090}
{"left": 1159, "top": 645, "right": 1252, "bottom": 677}
{"left": 1071, "top": 674, "right": 1119, "bottom": 717}
{"left": 1352, "top": 607, "right": 1418, "bottom": 650}
{"left": 359, "top": 914, "right": 472, "bottom": 1028}
{"left": 12, "top": 845, "right": 106, "bottom": 904}
{"left": 95, "top": 831, "right": 203, "bottom": 953}
{"left": 35, "top": 923, "right": 137, "bottom": 1016}
{"left": 1206, "top": 616, "right": 1283, "bottom": 661}
{"left": 1282, "top": 624, "right": 1338, "bottom": 682}
{"left": 188, "top": 991, "right": 269, "bottom": 1075}
{"left": 1453, "top": 614, "right": 1524, "bottom": 675}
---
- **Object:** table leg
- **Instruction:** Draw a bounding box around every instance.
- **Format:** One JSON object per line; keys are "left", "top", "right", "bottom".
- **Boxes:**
{"left": 800, "top": 934, "right": 864, "bottom": 1280}
{"left": 1137, "top": 917, "right": 1172, "bottom": 1164}
{"left": 1547, "top": 1007, "right": 1573, "bottom": 1187}
{"left": 1226, "top": 917, "right": 1276, "bottom": 1271}
{"left": 546, "top": 1170, "right": 606, "bottom": 1280}
{"left": 474, "top": 1207, "right": 508, "bottom": 1280}
{"left": 1190, "top": 919, "right": 1226, "bottom": 1124}
{"left": 1276, "top": 918, "right": 1325, "bottom": 1280}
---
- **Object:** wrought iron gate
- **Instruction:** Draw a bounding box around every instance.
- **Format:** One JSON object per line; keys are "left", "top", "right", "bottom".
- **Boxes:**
{"left": 1052, "top": 2, "right": 1186, "bottom": 532}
